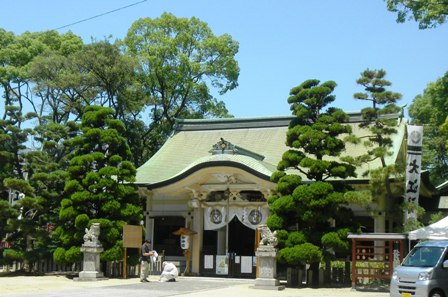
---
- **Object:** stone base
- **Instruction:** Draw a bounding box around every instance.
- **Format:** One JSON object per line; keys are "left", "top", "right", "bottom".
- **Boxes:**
{"left": 250, "top": 285, "right": 286, "bottom": 290}
{"left": 181, "top": 272, "right": 199, "bottom": 276}
{"left": 75, "top": 271, "right": 106, "bottom": 281}
{"left": 74, "top": 277, "right": 108, "bottom": 281}
{"left": 251, "top": 278, "right": 285, "bottom": 290}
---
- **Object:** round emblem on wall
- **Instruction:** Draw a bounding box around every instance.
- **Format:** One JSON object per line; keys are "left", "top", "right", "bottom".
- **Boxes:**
{"left": 410, "top": 130, "right": 422, "bottom": 144}
{"left": 210, "top": 209, "right": 222, "bottom": 224}
{"left": 248, "top": 209, "right": 262, "bottom": 225}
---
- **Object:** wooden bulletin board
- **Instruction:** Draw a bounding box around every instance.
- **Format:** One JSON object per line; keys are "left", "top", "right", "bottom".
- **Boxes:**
{"left": 123, "top": 224, "right": 143, "bottom": 248}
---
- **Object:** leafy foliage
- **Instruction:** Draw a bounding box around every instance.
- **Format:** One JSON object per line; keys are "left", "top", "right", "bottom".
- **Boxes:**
{"left": 54, "top": 106, "right": 142, "bottom": 263}
{"left": 124, "top": 12, "right": 239, "bottom": 159}
{"left": 409, "top": 71, "right": 448, "bottom": 185}
{"left": 1, "top": 19, "right": 240, "bottom": 270}
{"left": 386, "top": 0, "right": 448, "bottom": 29}
{"left": 268, "top": 79, "right": 357, "bottom": 265}
{"left": 353, "top": 69, "right": 409, "bottom": 231}
{"left": 0, "top": 200, "right": 19, "bottom": 243}
{"left": 278, "top": 243, "right": 322, "bottom": 265}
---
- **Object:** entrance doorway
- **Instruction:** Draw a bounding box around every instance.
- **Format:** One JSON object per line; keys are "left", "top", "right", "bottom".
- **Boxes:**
{"left": 202, "top": 216, "right": 256, "bottom": 256}
{"left": 227, "top": 217, "right": 257, "bottom": 278}
{"left": 153, "top": 216, "right": 185, "bottom": 256}
{"left": 200, "top": 216, "right": 257, "bottom": 278}
{"left": 228, "top": 217, "right": 255, "bottom": 255}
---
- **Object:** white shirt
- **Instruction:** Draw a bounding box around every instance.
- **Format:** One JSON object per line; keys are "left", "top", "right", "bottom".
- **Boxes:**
{"left": 160, "top": 262, "right": 179, "bottom": 281}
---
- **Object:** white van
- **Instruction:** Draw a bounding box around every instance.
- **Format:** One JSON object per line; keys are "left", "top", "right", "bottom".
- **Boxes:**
{"left": 390, "top": 240, "right": 448, "bottom": 297}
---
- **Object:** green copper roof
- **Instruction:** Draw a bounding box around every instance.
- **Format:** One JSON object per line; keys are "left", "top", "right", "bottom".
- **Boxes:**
{"left": 135, "top": 113, "right": 407, "bottom": 187}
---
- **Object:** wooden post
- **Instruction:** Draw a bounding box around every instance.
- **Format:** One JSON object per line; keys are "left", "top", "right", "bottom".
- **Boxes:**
{"left": 255, "top": 227, "right": 260, "bottom": 278}
{"left": 351, "top": 238, "right": 356, "bottom": 288}
{"left": 172, "top": 227, "right": 197, "bottom": 275}
{"left": 123, "top": 248, "right": 127, "bottom": 279}
{"left": 400, "top": 239, "right": 404, "bottom": 262}
{"left": 184, "top": 248, "right": 191, "bottom": 273}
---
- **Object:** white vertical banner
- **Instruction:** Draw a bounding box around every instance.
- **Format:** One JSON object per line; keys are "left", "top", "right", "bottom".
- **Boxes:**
{"left": 405, "top": 125, "right": 423, "bottom": 220}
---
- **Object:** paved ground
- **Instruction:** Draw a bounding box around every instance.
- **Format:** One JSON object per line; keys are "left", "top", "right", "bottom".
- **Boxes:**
{"left": 0, "top": 275, "right": 390, "bottom": 297}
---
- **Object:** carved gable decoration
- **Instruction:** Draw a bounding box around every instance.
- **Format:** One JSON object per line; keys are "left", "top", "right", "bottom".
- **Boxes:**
{"left": 209, "top": 138, "right": 265, "bottom": 161}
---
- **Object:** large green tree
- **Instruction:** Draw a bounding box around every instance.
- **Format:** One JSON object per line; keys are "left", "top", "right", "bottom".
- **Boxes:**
{"left": 22, "top": 121, "right": 80, "bottom": 263}
{"left": 351, "top": 69, "right": 410, "bottom": 231}
{"left": 27, "top": 39, "right": 151, "bottom": 166}
{"left": 124, "top": 12, "right": 239, "bottom": 158}
{"left": 0, "top": 29, "right": 83, "bottom": 269}
{"left": 67, "top": 41, "right": 150, "bottom": 166}
{"left": 0, "top": 29, "right": 83, "bottom": 196}
{"left": 268, "top": 80, "right": 357, "bottom": 278}
{"left": 0, "top": 110, "right": 38, "bottom": 269}
{"left": 386, "top": 0, "right": 448, "bottom": 29}
{"left": 408, "top": 71, "right": 448, "bottom": 185}
{"left": 1, "top": 15, "right": 242, "bottom": 267}
{"left": 1, "top": 30, "right": 84, "bottom": 124}
{"left": 53, "top": 106, "right": 142, "bottom": 264}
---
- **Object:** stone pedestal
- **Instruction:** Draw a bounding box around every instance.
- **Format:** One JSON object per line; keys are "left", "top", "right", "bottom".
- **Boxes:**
{"left": 76, "top": 244, "right": 105, "bottom": 281}
{"left": 251, "top": 246, "right": 285, "bottom": 290}
{"left": 75, "top": 223, "right": 106, "bottom": 281}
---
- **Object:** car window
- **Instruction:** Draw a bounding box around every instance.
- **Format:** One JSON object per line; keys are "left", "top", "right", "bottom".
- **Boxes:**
{"left": 403, "top": 246, "right": 444, "bottom": 267}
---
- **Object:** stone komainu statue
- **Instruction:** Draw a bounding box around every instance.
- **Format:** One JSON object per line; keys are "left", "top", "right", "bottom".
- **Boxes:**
{"left": 258, "top": 224, "right": 278, "bottom": 247}
{"left": 83, "top": 223, "right": 100, "bottom": 244}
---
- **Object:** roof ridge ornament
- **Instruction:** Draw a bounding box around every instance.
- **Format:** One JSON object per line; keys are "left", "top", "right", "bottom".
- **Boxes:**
{"left": 210, "top": 138, "right": 237, "bottom": 155}
{"left": 209, "top": 138, "right": 265, "bottom": 161}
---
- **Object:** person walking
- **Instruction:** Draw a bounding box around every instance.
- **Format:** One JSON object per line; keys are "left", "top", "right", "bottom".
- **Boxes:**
{"left": 140, "top": 239, "right": 154, "bottom": 282}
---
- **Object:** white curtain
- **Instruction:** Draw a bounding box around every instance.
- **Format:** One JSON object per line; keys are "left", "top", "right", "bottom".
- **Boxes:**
{"left": 204, "top": 206, "right": 227, "bottom": 230}
{"left": 204, "top": 206, "right": 269, "bottom": 230}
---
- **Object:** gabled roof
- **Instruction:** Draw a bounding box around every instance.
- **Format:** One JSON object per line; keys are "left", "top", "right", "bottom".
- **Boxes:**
{"left": 135, "top": 112, "right": 407, "bottom": 188}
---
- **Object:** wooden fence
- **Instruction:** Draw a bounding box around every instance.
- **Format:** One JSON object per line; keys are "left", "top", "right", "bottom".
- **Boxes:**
{"left": 283, "top": 261, "right": 352, "bottom": 288}
{"left": 0, "top": 257, "right": 163, "bottom": 278}
{"left": 2, "top": 258, "right": 385, "bottom": 288}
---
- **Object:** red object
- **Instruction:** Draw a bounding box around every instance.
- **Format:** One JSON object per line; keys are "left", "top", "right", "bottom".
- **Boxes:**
{"left": 46, "top": 223, "right": 55, "bottom": 232}
{"left": 172, "top": 227, "right": 197, "bottom": 236}
{"left": 0, "top": 241, "right": 13, "bottom": 248}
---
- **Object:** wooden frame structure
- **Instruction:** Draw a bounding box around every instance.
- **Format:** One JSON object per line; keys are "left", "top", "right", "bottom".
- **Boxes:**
{"left": 348, "top": 233, "right": 407, "bottom": 288}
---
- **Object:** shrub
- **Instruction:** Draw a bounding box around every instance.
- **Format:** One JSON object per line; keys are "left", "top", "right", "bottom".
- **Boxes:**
{"left": 278, "top": 242, "right": 322, "bottom": 265}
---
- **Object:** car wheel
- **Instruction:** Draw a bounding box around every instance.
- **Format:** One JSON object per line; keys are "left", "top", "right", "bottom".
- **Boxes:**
{"left": 430, "top": 290, "right": 445, "bottom": 297}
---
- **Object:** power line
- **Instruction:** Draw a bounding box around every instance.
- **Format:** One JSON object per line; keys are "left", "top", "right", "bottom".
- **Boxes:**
{"left": 54, "top": 0, "right": 148, "bottom": 30}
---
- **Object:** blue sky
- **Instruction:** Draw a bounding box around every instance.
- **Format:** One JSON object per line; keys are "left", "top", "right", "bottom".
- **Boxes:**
{"left": 2, "top": 0, "right": 448, "bottom": 119}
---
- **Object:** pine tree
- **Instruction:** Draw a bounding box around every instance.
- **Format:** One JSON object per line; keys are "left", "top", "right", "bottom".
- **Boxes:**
{"left": 352, "top": 69, "right": 411, "bottom": 231}
{"left": 268, "top": 80, "right": 357, "bottom": 276}
{"left": 53, "top": 106, "right": 143, "bottom": 264}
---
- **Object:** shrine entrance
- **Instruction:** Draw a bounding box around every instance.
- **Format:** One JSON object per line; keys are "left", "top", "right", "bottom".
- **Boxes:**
{"left": 227, "top": 217, "right": 257, "bottom": 278}
{"left": 228, "top": 216, "right": 255, "bottom": 255}
{"left": 200, "top": 213, "right": 259, "bottom": 278}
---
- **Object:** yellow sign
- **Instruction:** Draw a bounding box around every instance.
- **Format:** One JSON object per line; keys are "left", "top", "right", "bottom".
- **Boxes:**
{"left": 122, "top": 225, "right": 142, "bottom": 248}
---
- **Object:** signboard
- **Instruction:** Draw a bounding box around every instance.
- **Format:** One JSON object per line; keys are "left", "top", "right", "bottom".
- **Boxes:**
{"left": 204, "top": 255, "right": 213, "bottom": 269}
{"left": 241, "top": 256, "right": 252, "bottom": 273}
{"left": 215, "top": 255, "right": 228, "bottom": 275}
{"left": 122, "top": 224, "right": 143, "bottom": 248}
